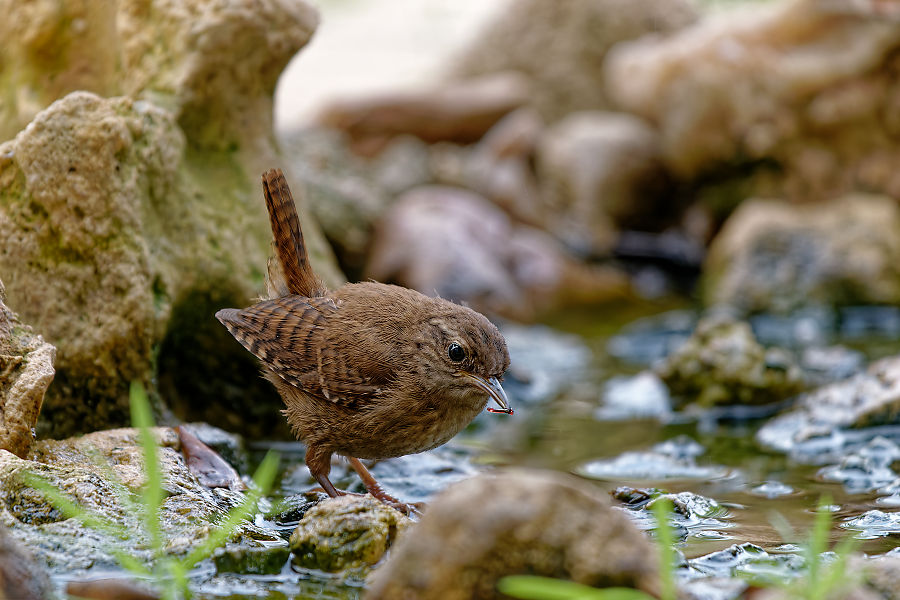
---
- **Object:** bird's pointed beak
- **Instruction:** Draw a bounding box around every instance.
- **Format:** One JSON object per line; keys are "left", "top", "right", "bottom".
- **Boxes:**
{"left": 463, "top": 373, "right": 512, "bottom": 414}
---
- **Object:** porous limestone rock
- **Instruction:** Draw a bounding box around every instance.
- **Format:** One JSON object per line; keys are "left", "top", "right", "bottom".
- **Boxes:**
{"left": 0, "top": 280, "right": 55, "bottom": 458}
{"left": 0, "top": 0, "right": 342, "bottom": 437}
{"left": 451, "top": 0, "right": 697, "bottom": 122}
{"left": 289, "top": 495, "right": 411, "bottom": 574}
{"left": 365, "top": 469, "right": 659, "bottom": 600}
{"left": 605, "top": 0, "right": 900, "bottom": 200}
{"left": 703, "top": 195, "right": 900, "bottom": 313}
{"left": 0, "top": 0, "right": 319, "bottom": 150}
{"left": 757, "top": 355, "right": 900, "bottom": 455}
{"left": 656, "top": 315, "right": 806, "bottom": 407}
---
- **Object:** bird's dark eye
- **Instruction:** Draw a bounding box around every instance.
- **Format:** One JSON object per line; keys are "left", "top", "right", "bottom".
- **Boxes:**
{"left": 448, "top": 342, "right": 466, "bottom": 362}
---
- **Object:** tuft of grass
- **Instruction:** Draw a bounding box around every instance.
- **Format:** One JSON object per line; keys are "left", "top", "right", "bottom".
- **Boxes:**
{"left": 25, "top": 381, "right": 279, "bottom": 600}
{"left": 759, "top": 496, "right": 860, "bottom": 600}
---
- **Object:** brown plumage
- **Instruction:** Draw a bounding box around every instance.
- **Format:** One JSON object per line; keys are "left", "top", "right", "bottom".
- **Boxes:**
{"left": 216, "top": 169, "right": 510, "bottom": 512}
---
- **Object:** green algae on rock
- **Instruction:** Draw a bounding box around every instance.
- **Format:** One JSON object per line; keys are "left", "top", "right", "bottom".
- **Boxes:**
{"left": 655, "top": 315, "right": 806, "bottom": 408}
{"left": 0, "top": 92, "right": 258, "bottom": 436}
{"left": 290, "top": 495, "right": 411, "bottom": 575}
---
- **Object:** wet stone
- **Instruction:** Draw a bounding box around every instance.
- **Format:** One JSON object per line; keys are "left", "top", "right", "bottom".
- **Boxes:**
{"left": 818, "top": 437, "right": 900, "bottom": 494}
{"left": 596, "top": 372, "right": 672, "bottom": 421}
{"left": 617, "top": 489, "right": 731, "bottom": 542}
{"left": 655, "top": 315, "right": 806, "bottom": 408}
{"left": 688, "top": 543, "right": 803, "bottom": 581}
{"left": 749, "top": 481, "right": 795, "bottom": 499}
{"left": 578, "top": 437, "right": 733, "bottom": 482}
{"left": 263, "top": 492, "right": 328, "bottom": 540}
{"left": 757, "top": 356, "right": 900, "bottom": 459}
{"left": 842, "top": 510, "right": 900, "bottom": 539}
{"left": 289, "top": 495, "right": 411, "bottom": 574}
{"left": 213, "top": 542, "right": 291, "bottom": 575}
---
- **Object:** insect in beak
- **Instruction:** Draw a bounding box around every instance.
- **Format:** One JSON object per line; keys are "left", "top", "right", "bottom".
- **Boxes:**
{"left": 462, "top": 373, "right": 513, "bottom": 415}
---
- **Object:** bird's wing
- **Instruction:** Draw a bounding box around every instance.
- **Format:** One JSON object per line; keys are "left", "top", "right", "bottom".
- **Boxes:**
{"left": 216, "top": 296, "right": 388, "bottom": 407}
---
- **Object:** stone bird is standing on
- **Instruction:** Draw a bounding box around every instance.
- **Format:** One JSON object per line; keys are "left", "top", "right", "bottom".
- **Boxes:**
{"left": 216, "top": 169, "right": 511, "bottom": 512}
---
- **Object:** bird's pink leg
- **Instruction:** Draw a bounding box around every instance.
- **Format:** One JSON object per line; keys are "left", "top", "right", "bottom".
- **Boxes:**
{"left": 348, "top": 457, "right": 422, "bottom": 516}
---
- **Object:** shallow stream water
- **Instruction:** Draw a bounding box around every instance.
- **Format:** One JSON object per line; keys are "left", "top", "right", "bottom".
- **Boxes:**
{"left": 191, "top": 302, "right": 900, "bottom": 599}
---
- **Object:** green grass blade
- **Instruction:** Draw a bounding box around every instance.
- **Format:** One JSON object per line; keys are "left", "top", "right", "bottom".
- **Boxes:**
{"left": 110, "top": 549, "right": 152, "bottom": 576}
{"left": 651, "top": 498, "right": 677, "bottom": 600}
{"left": 176, "top": 450, "right": 280, "bottom": 571}
{"left": 805, "top": 496, "right": 832, "bottom": 599}
{"left": 498, "top": 576, "right": 655, "bottom": 600}
{"left": 812, "top": 505, "right": 859, "bottom": 600}
{"left": 130, "top": 381, "right": 164, "bottom": 555}
{"left": 23, "top": 472, "right": 128, "bottom": 540}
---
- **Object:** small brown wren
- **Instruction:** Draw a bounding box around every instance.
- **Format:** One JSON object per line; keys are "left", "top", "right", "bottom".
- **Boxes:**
{"left": 216, "top": 169, "right": 511, "bottom": 512}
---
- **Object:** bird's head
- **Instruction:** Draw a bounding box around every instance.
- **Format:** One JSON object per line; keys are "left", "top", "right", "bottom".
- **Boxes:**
{"left": 416, "top": 304, "right": 511, "bottom": 414}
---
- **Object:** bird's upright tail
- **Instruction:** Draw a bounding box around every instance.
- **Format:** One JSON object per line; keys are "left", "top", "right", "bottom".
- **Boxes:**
{"left": 261, "top": 168, "right": 326, "bottom": 299}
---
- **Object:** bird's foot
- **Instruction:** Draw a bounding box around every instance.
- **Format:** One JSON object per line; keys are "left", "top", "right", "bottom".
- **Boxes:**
{"left": 347, "top": 457, "right": 424, "bottom": 516}
{"left": 385, "top": 499, "right": 425, "bottom": 517}
{"left": 312, "top": 485, "right": 423, "bottom": 516}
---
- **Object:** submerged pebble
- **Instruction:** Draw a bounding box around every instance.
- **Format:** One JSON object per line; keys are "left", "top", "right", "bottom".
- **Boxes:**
{"left": 749, "top": 481, "right": 794, "bottom": 499}
{"left": 757, "top": 356, "right": 900, "bottom": 459}
{"left": 578, "top": 437, "right": 732, "bottom": 481}
{"left": 688, "top": 543, "right": 803, "bottom": 581}
{"left": 818, "top": 437, "right": 900, "bottom": 494}
{"left": 213, "top": 542, "right": 292, "bottom": 575}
